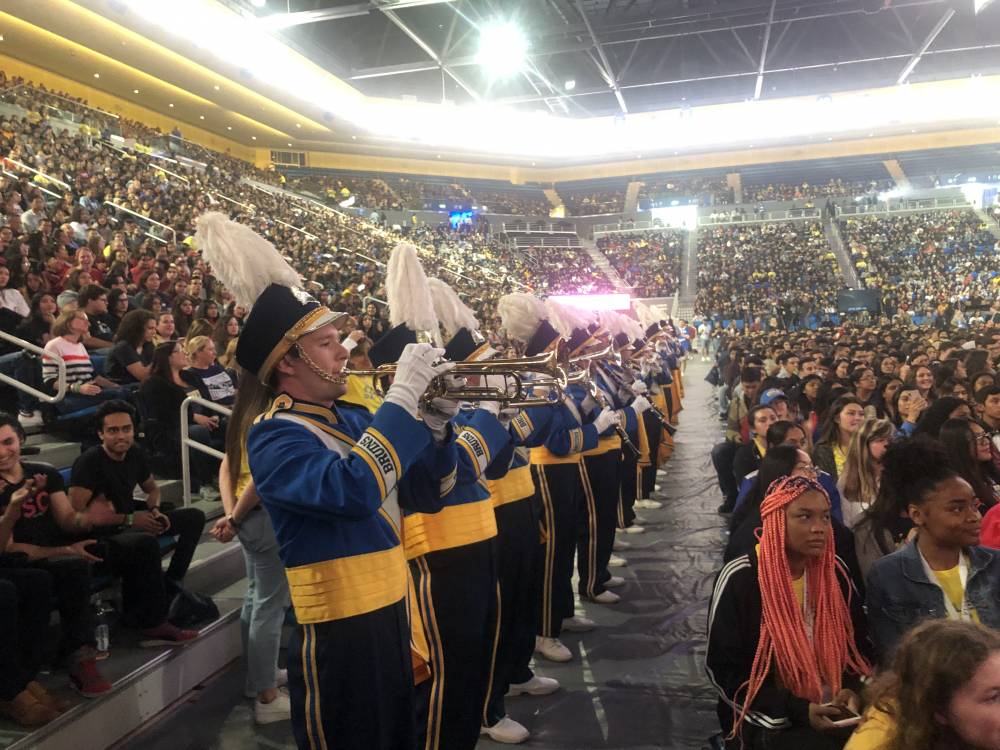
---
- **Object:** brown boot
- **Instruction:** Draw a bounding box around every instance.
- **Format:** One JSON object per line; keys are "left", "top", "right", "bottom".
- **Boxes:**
{"left": 0, "top": 689, "right": 59, "bottom": 727}
{"left": 26, "top": 681, "right": 73, "bottom": 713}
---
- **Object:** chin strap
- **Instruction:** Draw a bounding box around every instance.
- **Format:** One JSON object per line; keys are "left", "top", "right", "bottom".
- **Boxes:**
{"left": 293, "top": 344, "right": 347, "bottom": 385}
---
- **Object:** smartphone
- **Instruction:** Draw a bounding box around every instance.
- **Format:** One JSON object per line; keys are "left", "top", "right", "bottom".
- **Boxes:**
{"left": 823, "top": 703, "right": 862, "bottom": 728}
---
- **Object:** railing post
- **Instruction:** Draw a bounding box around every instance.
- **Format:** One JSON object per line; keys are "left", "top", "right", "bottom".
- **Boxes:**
{"left": 179, "top": 396, "right": 230, "bottom": 507}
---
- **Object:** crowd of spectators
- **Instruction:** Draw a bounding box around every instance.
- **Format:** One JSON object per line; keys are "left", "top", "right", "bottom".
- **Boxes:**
{"left": 639, "top": 175, "right": 732, "bottom": 206}
{"left": 744, "top": 178, "right": 893, "bottom": 203}
{"left": 695, "top": 221, "right": 842, "bottom": 322}
{"left": 706, "top": 320, "right": 1000, "bottom": 750}
{"left": 597, "top": 231, "right": 682, "bottom": 298}
{"left": 559, "top": 189, "right": 625, "bottom": 216}
{"left": 286, "top": 174, "right": 401, "bottom": 211}
{"left": 839, "top": 210, "right": 999, "bottom": 322}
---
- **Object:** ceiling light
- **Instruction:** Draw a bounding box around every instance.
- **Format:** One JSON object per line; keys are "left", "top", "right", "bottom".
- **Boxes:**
{"left": 287, "top": 142, "right": 292, "bottom": 146}
{"left": 0, "top": 35, "right": 5, "bottom": 42}
{"left": 213, "top": 84, "right": 220, "bottom": 90}
{"left": 227, "top": 126, "right": 233, "bottom": 130}
{"left": 351, "top": 135, "right": 356, "bottom": 140}
{"left": 93, "top": 73, "right": 100, "bottom": 78}
{"left": 133, "top": 89, "right": 139, "bottom": 94}
{"left": 169, "top": 103, "right": 174, "bottom": 108}
{"left": 476, "top": 22, "right": 528, "bottom": 78}
{"left": 199, "top": 115, "right": 205, "bottom": 120}
{"left": 295, "top": 123, "right": 301, "bottom": 128}
{"left": 251, "top": 136, "right": 257, "bottom": 140}
{"left": 564, "top": 79, "right": 576, "bottom": 91}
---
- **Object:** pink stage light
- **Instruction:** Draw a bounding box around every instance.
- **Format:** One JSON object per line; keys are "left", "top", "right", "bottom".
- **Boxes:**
{"left": 549, "top": 293, "right": 631, "bottom": 311}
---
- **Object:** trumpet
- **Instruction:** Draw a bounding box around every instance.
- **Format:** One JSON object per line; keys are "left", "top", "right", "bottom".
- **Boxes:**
{"left": 347, "top": 348, "right": 568, "bottom": 408}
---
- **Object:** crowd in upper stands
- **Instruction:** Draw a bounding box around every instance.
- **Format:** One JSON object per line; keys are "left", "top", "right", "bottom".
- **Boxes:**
{"left": 597, "top": 231, "right": 682, "bottom": 298}
{"left": 560, "top": 189, "right": 625, "bottom": 216}
{"left": 744, "top": 178, "right": 893, "bottom": 203}
{"left": 695, "top": 221, "right": 842, "bottom": 324}
{"left": 639, "top": 175, "right": 733, "bottom": 206}
{"left": 840, "top": 210, "right": 999, "bottom": 322}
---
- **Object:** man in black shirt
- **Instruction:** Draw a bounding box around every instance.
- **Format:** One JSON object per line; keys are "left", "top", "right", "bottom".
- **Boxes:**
{"left": 69, "top": 401, "right": 206, "bottom": 586}
{"left": 78, "top": 285, "right": 115, "bottom": 351}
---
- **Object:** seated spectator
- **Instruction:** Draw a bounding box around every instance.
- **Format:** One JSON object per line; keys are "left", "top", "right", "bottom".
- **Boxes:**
{"left": 76, "top": 284, "right": 114, "bottom": 351}
{"left": 812, "top": 396, "right": 866, "bottom": 483}
{"left": 0, "top": 263, "right": 29, "bottom": 324}
{"left": 940, "top": 418, "right": 1000, "bottom": 512}
{"left": 41, "top": 309, "right": 128, "bottom": 414}
{"left": 0, "top": 414, "right": 111, "bottom": 700}
{"left": 910, "top": 396, "right": 971, "bottom": 439}
{"left": 68, "top": 401, "right": 206, "bottom": 593}
{"left": 133, "top": 270, "right": 164, "bottom": 310}
{"left": 137, "top": 341, "right": 219, "bottom": 492}
{"left": 976, "top": 385, "right": 1000, "bottom": 434}
{"left": 340, "top": 332, "right": 380, "bottom": 414}
{"left": 105, "top": 309, "right": 155, "bottom": 386}
{"left": 171, "top": 295, "right": 195, "bottom": 339}
{"left": 196, "top": 299, "right": 220, "bottom": 329}
{"left": 182, "top": 336, "right": 237, "bottom": 408}
{"left": 152, "top": 312, "right": 175, "bottom": 347}
{"left": 105, "top": 288, "right": 130, "bottom": 333}
{"left": 707, "top": 475, "right": 872, "bottom": 749}
{"left": 12, "top": 292, "right": 56, "bottom": 349}
{"left": 845, "top": 620, "right": 1000, "bottom": 750}
{"left": 732, "top": 404, "right": 778, "bottom": 485}
{"left": 213, "top": 315, "right": 239, "bottom": 356}
{"left": 865, "top": 437, "right": 1000, "bottom": 664}
{"left": 55, "top": 268, "right": 93, "bottom": 310}
{"left": 837, "top": 418, "right": 893, "bottom": 529}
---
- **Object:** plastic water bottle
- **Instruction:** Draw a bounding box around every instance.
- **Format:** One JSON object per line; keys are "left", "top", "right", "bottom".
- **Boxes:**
{"left": 93, "top": 597, "right": 110, "bottom": 655}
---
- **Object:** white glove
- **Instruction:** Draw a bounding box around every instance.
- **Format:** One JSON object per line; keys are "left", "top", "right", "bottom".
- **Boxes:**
{"left": 419, "top": 397, "right": 460, "bottom": 442}
{"left": 592, "top": 408, "right": 619, "bottom": 434}
{"left": 631, "top": 380, "right": 648, "bottom": 395}
{"left": 631, "top": 395, "right": 652, "bottom": 414}
{"left": 498, "top": 407, "right": 520, "bottom": 428}
{"left": 384, "top": 343, "right": 454, "bottom": 418}
{"left": 478, "top": 400, "right": 501, "bottom": 417}
{"left": 580, "top": 394, "right": 600, "bottom": 415}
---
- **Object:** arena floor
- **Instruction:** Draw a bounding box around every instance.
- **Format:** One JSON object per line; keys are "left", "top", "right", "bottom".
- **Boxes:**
{"left": 117, "top": 362, "right": 726, "bottom": 750}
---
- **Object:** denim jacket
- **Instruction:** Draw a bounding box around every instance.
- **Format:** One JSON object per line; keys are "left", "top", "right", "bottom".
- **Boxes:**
{"left": 866, "top": 540, "right": 1000, "bottom": 664}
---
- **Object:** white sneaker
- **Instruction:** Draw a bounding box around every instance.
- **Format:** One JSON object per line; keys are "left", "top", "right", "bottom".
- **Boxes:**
{"left": 613, "top": 538, "right": 631, "bottom": 550}
{"left": 254, "top": 691, "right": 291, "bottom": 724}
{"left": 633, "top": 515, "right": 648, "bottom": 525}
{"left": 624, "top": 524, "right": 645, "bottom": 534}
{"left": 17, "top": 410, "right": 43, "bottom": 429}
{"left": 481, "top": 716, "right": 530, "bottom": 743}
{"left": 608, "top": 554, "right": 627, "bottom": 567}
{"left": 635, "top": 499, "right": 663, "bottom": 509}
{"left": 604, "top": 576, "right": 625, "bottom": 589}
{"left": 654, "top": 484, "right": 662, "bottom": 492}
{"left": 245, "top": 668, "right": 289, "bottom": 698}
{"left": 588, "top": 590, "right": 620, "bottom": 604}
{"left": 561, "top": 615, "right": 596, "bottom": 632}
{"left": 534, "top": 636, "right": 572, "bottom": 662}
{"left": 507, "top": 675, "right": 561, "bottom": 696}
{"left": 656, "top": 468, "right": 668, "bottom": 477}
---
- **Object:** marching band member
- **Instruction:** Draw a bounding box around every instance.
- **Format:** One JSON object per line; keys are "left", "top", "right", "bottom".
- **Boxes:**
{"left": 198, "top": 216, "right": 455, "bottom": 750}
{"left": 498, "top": 294, "right": 614, "bottom": 663}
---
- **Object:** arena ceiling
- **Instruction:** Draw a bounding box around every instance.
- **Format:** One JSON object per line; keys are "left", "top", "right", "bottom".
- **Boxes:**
{"left": 265, "top": 0, "right": 1000, "bottom": 116}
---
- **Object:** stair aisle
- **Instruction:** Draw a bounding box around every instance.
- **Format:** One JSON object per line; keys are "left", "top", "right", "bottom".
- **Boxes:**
{"left": 824, "top": 218, "right": 861, "bottom": 289}
{"left": 580, "top": 237, "right": 630, "bottom": 292}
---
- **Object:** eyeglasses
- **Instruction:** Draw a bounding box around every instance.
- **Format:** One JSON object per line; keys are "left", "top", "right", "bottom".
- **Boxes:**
{"left": 974, "top": 433, "right": 992, "bottom": 444}
{"left": 794, "top": 463, "right": 818, "bottom": 474}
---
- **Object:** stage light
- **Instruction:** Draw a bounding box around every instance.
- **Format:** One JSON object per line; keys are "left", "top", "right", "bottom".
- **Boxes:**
{"left": 476, "top": 22, "right": 527, "bottom": 78}
{"left": 549, "top": 294, "right": 631, "bottom": 312}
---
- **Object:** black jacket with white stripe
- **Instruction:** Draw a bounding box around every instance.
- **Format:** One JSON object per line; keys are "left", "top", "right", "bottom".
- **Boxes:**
{"left": 704, "top": 548, "right": 872, "bottom": 737}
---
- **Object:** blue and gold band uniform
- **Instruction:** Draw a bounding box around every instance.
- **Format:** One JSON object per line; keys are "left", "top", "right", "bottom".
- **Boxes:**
{"left": 521, "top": 397, "right": 599, "bottom": 638}
{"left": 249, "top": 395, "right": 453, "bottom": 750}
{"left": 402, "top": 406, "right": 510, "bottom": 750}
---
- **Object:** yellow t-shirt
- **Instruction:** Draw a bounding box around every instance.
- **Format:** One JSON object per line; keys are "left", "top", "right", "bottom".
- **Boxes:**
{"left": 235, "top": 444, "right": 252, "bottom": 499}
{"left": 933, "top": 565, "right": 980, "bottom": 623}
{"left": 844, "top": 704, "right": 895, "bottom": 750}
{"left": 791, "top": 574, "right": 805, "bottom": 608}
{"left": 833, "top": 445, "right": 848, "bottom": 477}
{"left": 340, "top": 374, "right": 383, "bottom": 415}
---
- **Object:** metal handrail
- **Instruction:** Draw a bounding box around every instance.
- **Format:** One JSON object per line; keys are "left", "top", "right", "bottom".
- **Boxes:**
{"left": 698, "top": 207, "right": 821, "bottom": 226}
{"left": 835, "top": 197, "right": 972, "bottom": 217}
{"left": 0, "top": 331, "right": 68, "bottom": 404}
{"left": 6, "top": 83, "right": 120, "bottom": 121}
{"left": 4, "top": 158, "right": 71, "bottom": 190}
{"left": 1, "top": 170, "right": 64, "bottom": 201}
{"left": 363, "top": 295, "right": 388, "bottom": 310}
{"left": 180, "top": 396, "right": 231, "bottom": 507}
{"left": 211, "top": 193, "right": 255, "bottom": 212}
{"left": 103, "top": 201, "right": 177, "bottom": 242}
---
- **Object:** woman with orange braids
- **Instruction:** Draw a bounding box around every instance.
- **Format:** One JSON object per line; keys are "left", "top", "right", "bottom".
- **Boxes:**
{"left": 706, "top": 475, "right": 873, "bottom": 749}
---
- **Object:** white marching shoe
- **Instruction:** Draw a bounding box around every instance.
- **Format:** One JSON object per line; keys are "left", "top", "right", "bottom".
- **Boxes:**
{"left": 634, "top": 498, "right": 663, "bottom": 509}
{"left": 588, "top": 590, "right": 621, "bottom": 604}
{"left": 254, "top": 691, "right": 291, "bottom": 725}
{"left": 534, "top": 636, "right": 572, "bottom": 662}
{"left": 623, "top": 524, "right": 645, "bottom": 534}
{"left": 507, "top": 675, "right": 560, "bottom": 696}
{"left": 608, "top": 553, "right": 627, "bottom": 567}
{"left": 613, "top": 538, "right": 631, "bottom": 550}
{"left": 604, "top": 576, "right": 625, "bottom": 589}
{"left": 481, "top": 716, "right": 530, "bottom": 744}
{"left": 561, "top": 615, "right": 596, "bottom": 632}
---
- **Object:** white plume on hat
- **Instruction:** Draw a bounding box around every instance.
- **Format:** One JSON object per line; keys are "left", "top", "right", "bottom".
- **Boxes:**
{"left": 427, "top": 277, "right": 479, "bottom": 339}
{"left": 633, "top": 301, "right": 657, "bottom": 329}
{"left": 621, "top": 314, "right": 645, "bottom": 341}
{"left": 195, "top": 211, "right": 301, "bottom": 309}
{"left": 498, "top": 293, "right": 546, "bottom": 344}
{"left": 544, "top": 299, "right": 593, "bottom": 338}
{"left": 386, "top": 241, "right": 440, "bottom": 342}
{"left": 598, "top": 309, "right": 623, "bottom": 334}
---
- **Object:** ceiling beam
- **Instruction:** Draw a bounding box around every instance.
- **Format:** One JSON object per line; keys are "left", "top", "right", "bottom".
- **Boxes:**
{"left": 753, "top": 0, "right": 777, "bottom": 99}
{"left": 574, "top": 0, "right": 628, "bottom": 114}
{"left": 380, "top": 8, "right": 483, "bottom": 101}
{"left": 896, "top": 8, "right": 956, "bottom": 84}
